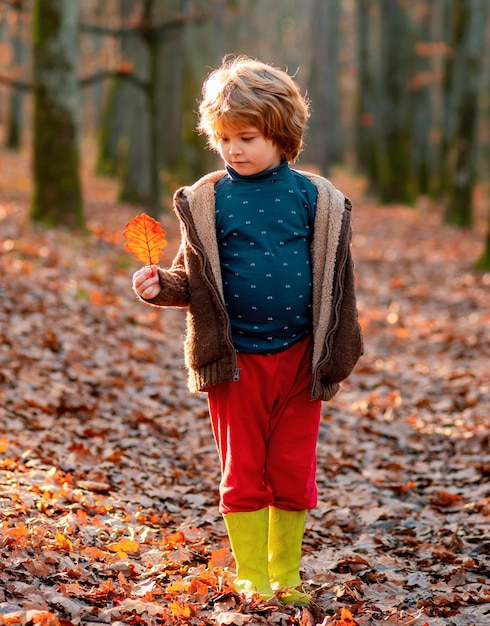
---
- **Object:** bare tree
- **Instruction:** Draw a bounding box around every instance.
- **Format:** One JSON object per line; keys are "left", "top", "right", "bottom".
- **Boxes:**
{"left": 90, "top": 0, "right": 213, "bottom": 216}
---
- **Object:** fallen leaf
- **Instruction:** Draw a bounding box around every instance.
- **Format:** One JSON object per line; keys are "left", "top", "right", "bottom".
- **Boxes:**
{"left": 212, "top": 611, "right": 253, "bottom": 625}
{"left": 106, "top": 538, "right": 140, "bottom": 554}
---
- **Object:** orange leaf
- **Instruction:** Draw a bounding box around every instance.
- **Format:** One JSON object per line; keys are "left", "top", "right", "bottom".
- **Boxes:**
{"left": 106, "top": 538, "right": 140, "bottom": 554}
{"left": 209, "top": 547, "right": 234, "bottom": 568}
{"left": 168, "top": 602, "right": 196, "bottom": 618}
{"left": 189, "top": 579, "right": 209, "bottom": 603}
{"left": 31, "top": 613, "right": 61, "bottom": 626}
{"left": 4, "top": 522, "right": 29, "bottom": 537}
{"left": 55, "top": 532, "right": 73, "bottom": 551}
{"left": 335, "top": 608, "right": 359, "bottom": 625}
{"left": 123, "top": 213, "right": 166, "bottom": 265}
{"left": 165, "top": 579, "right": 189, "bottom": 593}
{"left": 162, "top": 530, "right": 187, "bottom": 547}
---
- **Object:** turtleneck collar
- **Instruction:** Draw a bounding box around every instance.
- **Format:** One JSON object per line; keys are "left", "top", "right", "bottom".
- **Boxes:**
{"left": 225, "top": 159, "right": 290, "bottom": 183}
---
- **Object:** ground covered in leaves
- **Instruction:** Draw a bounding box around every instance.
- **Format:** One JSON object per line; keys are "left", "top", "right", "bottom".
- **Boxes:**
{"left": 0, "top": 146, "right": 489, "bottom": 626}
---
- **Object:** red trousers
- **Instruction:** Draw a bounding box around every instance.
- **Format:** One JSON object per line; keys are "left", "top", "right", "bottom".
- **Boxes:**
{"left": 207, "top": 337, "right": 322, "bottom": 514}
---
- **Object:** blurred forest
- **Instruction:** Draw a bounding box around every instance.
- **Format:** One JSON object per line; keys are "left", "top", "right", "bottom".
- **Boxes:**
{"left": 0, "top": 0, "right": 489, "bottom": 268}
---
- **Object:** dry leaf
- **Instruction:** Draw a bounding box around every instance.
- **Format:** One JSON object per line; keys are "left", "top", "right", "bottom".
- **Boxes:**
{"left": 106, "top": 538, "right": 140, "bottom": 554}
{"left": 123, "top": 213, "right": 166, "bottom": 265}
{"left": 335, "top": 608, "right": 358, "bottom": 625}
{"left": 212, "top": 612, "right": 253, "bottom": 625}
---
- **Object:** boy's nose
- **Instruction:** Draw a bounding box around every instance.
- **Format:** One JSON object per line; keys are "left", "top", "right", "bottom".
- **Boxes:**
{"left": 229, "top": 142, "right": 242, "bottom": 155}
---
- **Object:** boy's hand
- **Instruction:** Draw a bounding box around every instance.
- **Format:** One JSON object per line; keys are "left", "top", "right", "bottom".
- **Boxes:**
{"left": 133, "top": 265, "right": 161, "bottom": 300}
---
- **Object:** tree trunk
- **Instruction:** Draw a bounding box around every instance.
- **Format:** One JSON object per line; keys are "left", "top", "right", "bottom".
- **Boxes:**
{"left": 31, "top": 0, "right": 83, "bottom": 229}
{"left": 435, "top": 0, "right": 455, "bottom": 199}
{"left": 444, "top": 0, "right": 486, "bottom": 228}
{"left": 95, "top": 0, "right": 149, "bottom": 194}
{"left": 476, "top": 217, "right": 490, "bottom": 270}
{"left": 410, "top": 0, "right": 436, "bottom": 196}
{"left": 114, "top": 0, "right": 189, "bottom": 215}
{"left": 136, "top": 0, "right": 159, "bottom": 216}
{"left": 307, "top": 0, "right": 341, "bottom": 175}
{"left": 180, "top": 0, "right": 227, "bottom": 182}
{"left": 6, "top": 2, "right": 26, "bottom": 149}
{"left": 355, "top": 0, "right": 381, "bottom": 186}
{"left": 376, "top": 0, "right": 416, "bottom": 204}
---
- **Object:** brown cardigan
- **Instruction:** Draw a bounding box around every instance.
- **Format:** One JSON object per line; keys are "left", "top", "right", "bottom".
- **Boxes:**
{"left": 138, "top": 169, "right": 363, "bottom": 400}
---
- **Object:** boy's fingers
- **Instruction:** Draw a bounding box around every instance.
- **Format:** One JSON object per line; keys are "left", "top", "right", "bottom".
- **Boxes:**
{"left": 133, "top": 267, "right": 158, "bottom": 298}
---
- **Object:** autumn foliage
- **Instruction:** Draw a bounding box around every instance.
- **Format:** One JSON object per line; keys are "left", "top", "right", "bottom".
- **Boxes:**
{"left": 123, "top": 213, "right": 167, "bottom": 265}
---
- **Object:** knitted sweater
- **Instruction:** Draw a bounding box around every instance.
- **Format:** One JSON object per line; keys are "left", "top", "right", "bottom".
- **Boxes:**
{"left": 139, "top": 169, "right": 363, "bottom": 401}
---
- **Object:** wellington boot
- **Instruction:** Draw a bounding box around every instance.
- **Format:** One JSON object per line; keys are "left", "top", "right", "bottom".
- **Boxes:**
{"left": 268, "top": 507, "right": 311, "bottom": 605}
{"left": 224, "top": 509, "right": 274, "bottom": 600}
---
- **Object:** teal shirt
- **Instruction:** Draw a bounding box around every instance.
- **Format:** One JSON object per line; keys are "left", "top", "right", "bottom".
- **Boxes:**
{"left": 215, "top": 161, "right": 318, "bottom": 353}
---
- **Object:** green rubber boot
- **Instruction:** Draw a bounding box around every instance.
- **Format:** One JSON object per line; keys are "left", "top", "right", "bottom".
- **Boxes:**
{"left": 223, "top": 509, "right": 274, "bottom": 600}
{"left": 268, "top": 507, "right": 311, "bottom": 605}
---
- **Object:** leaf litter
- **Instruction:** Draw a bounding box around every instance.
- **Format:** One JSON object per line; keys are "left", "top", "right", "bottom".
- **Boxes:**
{"left": 0, "top": 148, "right": 489, "bottom": 625}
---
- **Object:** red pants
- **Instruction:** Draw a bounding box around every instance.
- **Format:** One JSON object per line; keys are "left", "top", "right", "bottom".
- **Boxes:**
{"left": 207, "top": 337, "right": 322, "bottom": 514}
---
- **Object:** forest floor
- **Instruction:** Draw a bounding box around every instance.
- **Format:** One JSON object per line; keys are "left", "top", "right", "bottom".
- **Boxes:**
{"left": 0, "top": 145, "right": 489, "bottom": 626}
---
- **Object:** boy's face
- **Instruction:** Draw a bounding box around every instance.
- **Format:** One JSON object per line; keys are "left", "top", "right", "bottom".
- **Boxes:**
{"left": 216, "top": 125, "right": 282, "bottom": 176}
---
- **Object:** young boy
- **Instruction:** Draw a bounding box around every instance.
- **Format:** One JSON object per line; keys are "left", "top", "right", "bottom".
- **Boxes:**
{"left": 133, "top": 56, "right": 363, "bottom": 605}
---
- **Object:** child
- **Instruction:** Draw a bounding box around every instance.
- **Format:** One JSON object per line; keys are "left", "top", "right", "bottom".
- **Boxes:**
{"left": 132, "top": 56, "right": 363, "bottom": 605}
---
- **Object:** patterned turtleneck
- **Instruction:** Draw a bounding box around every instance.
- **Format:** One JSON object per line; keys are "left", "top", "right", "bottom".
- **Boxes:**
{"left": 215, "top": 160, "right": 318, "bottom": 354}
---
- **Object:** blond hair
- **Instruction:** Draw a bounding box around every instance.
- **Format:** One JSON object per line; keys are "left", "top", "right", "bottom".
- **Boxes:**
{"left": 198, "top": 56, "right": 310, "bottom": 163}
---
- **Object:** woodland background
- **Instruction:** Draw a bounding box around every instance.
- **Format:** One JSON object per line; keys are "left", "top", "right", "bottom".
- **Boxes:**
{"left": 0, "top": 1, "right": 489, "bottom": 625}
{"left": 0, "top": 0, "right": 489, "bottom": 254}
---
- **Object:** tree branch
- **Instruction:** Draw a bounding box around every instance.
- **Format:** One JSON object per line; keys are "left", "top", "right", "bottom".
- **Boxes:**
{"left": 150, "top": 11, "right": 214, "bottom": 40}
{"left": 0, "top": 0, "right": 26, "bottom": 10}
{"left": 0, "top": 70, "right": 148, "bottom": 92}
{"left": 0, "top": 73, "right": 31, "bottom": 91}
{"left": 79, "top": 69, "right": 148, "bottom": 91}
{"left": 78, "top": 23, "right": 141, "bottom": 39}
{"left": 79, "top": 10, "right": 214, "bottom": 41}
